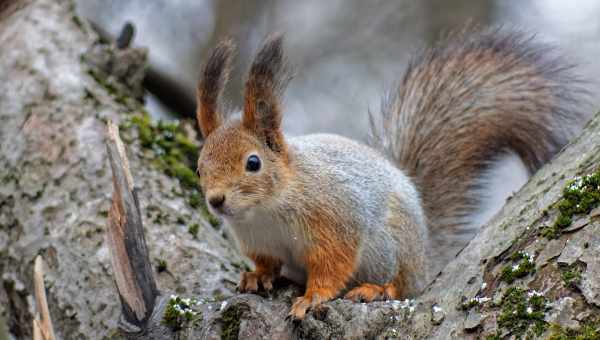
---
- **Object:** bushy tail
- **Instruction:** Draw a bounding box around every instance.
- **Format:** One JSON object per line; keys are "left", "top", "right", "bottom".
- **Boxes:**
{"left": 371, "top": 28, "right": 588, "bottom": 274}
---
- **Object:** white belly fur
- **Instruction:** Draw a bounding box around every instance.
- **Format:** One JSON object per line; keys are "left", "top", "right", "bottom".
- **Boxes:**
{"left": 224, "top": 207, "right": 307, "bottom": 284}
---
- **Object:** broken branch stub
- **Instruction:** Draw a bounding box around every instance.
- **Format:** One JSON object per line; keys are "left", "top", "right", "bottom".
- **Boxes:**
{"left": 33, "top": 256, "right": 56, "bottom": 340}
{"left": 106, "top": 121, "right": 160, "bottom": 332}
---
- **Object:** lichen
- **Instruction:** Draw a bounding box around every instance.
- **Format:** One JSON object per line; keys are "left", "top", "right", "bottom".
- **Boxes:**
{"left": 500, "top": 251, "right": 536, "bottom": 284}
{"left": 163, "top": 295, "right": 202, "bottom": 331}
{"left": 497, "top": 287, "right": 548, "bottom": 338}
{"left": 544, "top": 171, "right": 600, "bottom": 239}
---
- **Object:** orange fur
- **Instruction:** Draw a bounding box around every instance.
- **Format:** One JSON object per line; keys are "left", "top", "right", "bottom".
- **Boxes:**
{"left": 239, "top": 253, "right": 282, "bottom": 292}
{"left": 197, "top": 122, "right": 293, "bottom": 217}
{"left": 345, "top": 283, "right": 397, "bottom": 302}
{"left": 289, "top": 210, "right": 358, "bottom": 319}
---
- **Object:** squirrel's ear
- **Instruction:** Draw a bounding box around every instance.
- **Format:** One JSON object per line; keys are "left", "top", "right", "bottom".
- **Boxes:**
{"left": 196, "top": 39, "right": 235, "bottom": 138}
{"left": 242, "top": 33, "right": 293, "bottom": 153}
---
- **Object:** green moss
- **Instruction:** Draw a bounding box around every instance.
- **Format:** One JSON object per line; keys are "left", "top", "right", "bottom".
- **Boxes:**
{"left": 461, "top": 299, "right": 480, "bottom": 310}
{"left": 122, "top": 112, "right": 221, "bottom": 227}
{"left": 460, "top": 296, "right": 490, "bottom": 310}
{"left": 168, "top": 161, "right": 198, "bottom": 188}
{"left": 87, "top": 68, "right": 119, "bottom": 96}
{"left": 548, "top": 317, "right": 600, "bottom": 340}
{"left": 497, "top": 287, "right": 548, "bottom": 338}
{"left": 152, "top": 210, "right": 168, "bottom": 224}
{"left": 220, "top": 305, "right": 246, "bottom": 340}
{"left": 202, "top": 206, "right": 221, "bottom": 228}
{"left": 542, "top": 225, "right": 562, "bottom": 239}
{"left": 126, "top": 114, "right": 198, "bottom": 188}
{"left": 212, "top": 291, "right": 228, "bottom": 302}
{"left": 230, "top": 261, "right": 251, "bottom": 272}
{"left": 188, "top": 190, "right": 202, "bottom": 208}
{"left": 188, "top": 223, "right": 200, "bottom": 238}
{"left": 163, "top": 295, "right": 202, "bottom": 331}
{"left": 560, "top": 263, "right": 583, "bottom": 289}
{"left": 546, "top": 171, "right": 600, "bottom": 239}
{"left": 500, "top": 251, "right": 536, "bottom": 284}
{"left": 156, "top": 258, "right": 168, "bottom": 273}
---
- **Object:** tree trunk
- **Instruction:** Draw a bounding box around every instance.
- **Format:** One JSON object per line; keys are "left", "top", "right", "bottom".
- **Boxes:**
{"left": 0, "top": 0, "right": 241, "bottom": 339}
{"left": 1, "top": 0, "right": 599, "bottom": 339}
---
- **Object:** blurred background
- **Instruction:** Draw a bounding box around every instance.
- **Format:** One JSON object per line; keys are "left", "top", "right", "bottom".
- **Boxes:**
{"left": 75, "top": 0, "right": 600, "bottom": 141}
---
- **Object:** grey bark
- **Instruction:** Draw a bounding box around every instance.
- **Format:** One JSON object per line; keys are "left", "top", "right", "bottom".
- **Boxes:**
{"left": 1, "top": 0, "right": 599, "bottom": 339}
{"left": 0, "top": 0, "right": 240, "bottom": 339}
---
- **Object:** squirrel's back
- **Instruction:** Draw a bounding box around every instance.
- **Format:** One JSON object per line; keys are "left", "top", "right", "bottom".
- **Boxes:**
{"left": 287, "top": 133, "right": 428, "bottom": 291}
{"left": 371, "top": 28, "right": 588, "bottom": 274}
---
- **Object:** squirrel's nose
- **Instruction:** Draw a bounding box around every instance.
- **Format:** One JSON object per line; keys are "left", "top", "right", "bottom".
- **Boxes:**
{"left": 208, "top": 194, "right": 226, "bottom": 209}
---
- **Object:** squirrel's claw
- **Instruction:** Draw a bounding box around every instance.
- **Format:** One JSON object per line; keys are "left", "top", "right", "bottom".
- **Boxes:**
{"left": 238, "top": 271, "right": 275, "bottom": 293}
{"left": 287, "top": 289, "right": 332, "bottom": 320}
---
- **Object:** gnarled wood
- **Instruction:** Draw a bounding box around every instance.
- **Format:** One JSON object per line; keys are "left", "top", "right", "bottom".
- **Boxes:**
{"left": 106, "top": 121, "right": 160, "bottom": 331}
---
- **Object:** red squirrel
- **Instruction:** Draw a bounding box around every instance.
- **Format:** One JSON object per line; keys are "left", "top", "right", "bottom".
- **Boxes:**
{"left": 195, "top": 31, "right": 585, "bottom": 319}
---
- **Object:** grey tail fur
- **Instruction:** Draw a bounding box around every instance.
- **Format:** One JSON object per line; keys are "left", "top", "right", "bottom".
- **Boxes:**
{"left": 370, "top": 28, "right": 589, "bottom": 274}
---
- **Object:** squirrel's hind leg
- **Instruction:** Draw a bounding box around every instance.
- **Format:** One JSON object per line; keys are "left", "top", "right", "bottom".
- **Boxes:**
{"left": 288, "top": 226, "right": 358, "bottom": 319}
{"left": 344, "top": 282, "right": 403, "bottom": 302}
{"left": 344, "top": 283, "right": 394, "bottom": 302}
{"left": 344, "top": 274, "right": 408, "bottom": 302}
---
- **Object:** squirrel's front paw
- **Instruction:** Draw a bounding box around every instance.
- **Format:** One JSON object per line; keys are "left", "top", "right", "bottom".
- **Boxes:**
{"left": 288, "top": 288, "right": 333, "bottom": 320}
{"left": 238, "top": 271, "right": 276, "bottom": 293}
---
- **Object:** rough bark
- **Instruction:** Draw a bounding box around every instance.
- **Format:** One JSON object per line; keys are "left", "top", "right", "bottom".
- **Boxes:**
{"left": 0, "top": 0, "right": 241, "bottom": 339}
{"left": 1, "top": 0, "right": 599, "bottom": 339}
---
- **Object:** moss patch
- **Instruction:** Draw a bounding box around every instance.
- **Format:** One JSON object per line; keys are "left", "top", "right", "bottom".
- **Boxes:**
{"left": 121, "top": 112, "right": 220, "bottom": 227}
{"left": 497, "top": 287, "right": 548, "bottom": 338}
{"left": 188, "top": 223, "right": 200, "bottom": 239}
{"left": 548, "top": 317, "right": 600, "bottom": 340}
{"left": 500, "top": 251, "right": 536, "bottom": 284}
{"left": 156, "top": 258, "right": 168, "bottom": 273}
{"left": 544, "top": 171, "right": 600, "bottom": 239}
{"left": 460, "top": 296, "right": 491, "bottom": 311}
{"left": 559, "top": 262, "right": 584, "bottom": 289}
{"left": 220, "top": 304, "right": 249, "bottom": 340}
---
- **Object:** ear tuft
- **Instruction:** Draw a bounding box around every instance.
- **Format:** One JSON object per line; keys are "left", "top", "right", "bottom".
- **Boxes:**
{"left": 243, "top": 33, "right": 293, "bottom": 152}
{"left": 197, "top": 39, "right": 236, "bottom": 138}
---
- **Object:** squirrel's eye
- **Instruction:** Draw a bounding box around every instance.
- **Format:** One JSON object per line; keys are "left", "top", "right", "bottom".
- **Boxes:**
{"left": 245, "top": 154, "right": 261, "bottom": 172}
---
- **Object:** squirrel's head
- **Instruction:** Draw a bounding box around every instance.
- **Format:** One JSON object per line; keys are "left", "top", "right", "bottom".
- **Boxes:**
{"left": 196, "top": 35, "right": 293, "bottom": 220}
